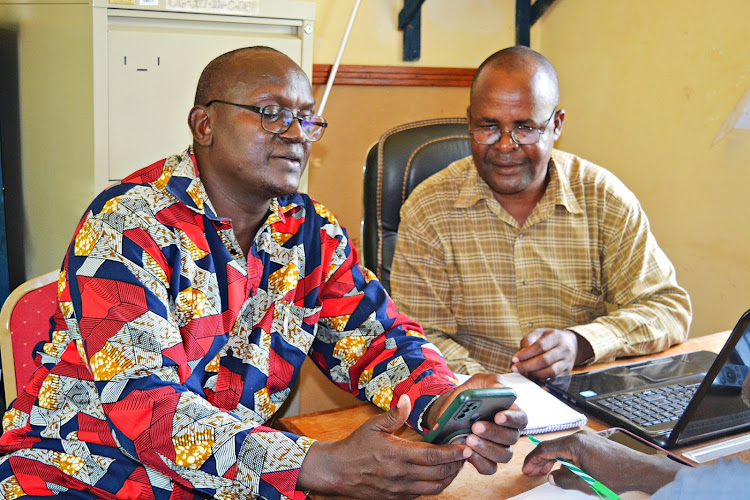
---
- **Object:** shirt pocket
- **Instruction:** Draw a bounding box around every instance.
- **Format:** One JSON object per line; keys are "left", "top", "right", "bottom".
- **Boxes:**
{"left": 559, "top": 282, "right": 606, "bottom": 326}
{"left": 273, "top": 300, "right": 321, "bottom": 354}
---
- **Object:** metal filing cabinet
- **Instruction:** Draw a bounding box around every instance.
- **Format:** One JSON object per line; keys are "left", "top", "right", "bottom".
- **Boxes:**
{"left": 0, "top": 0, "right": 315, "bottom": 282}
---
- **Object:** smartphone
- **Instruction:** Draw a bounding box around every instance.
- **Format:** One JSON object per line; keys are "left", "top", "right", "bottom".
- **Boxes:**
{"left": 422, "top": 387, "right": 517, "bottom": 445}
{"left": 598, "top": 427, "right": 693, "bottom": 466}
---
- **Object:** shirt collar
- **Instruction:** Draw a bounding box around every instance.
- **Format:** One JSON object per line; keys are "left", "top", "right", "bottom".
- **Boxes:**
{"left": 455, "top": 151, "right": 582, "bottom": 215}
{"left": 162, "top": 146, "right": 287, "bottom": 224}
{"left": 547, "top": 152, "right": 583, "bottom": 215}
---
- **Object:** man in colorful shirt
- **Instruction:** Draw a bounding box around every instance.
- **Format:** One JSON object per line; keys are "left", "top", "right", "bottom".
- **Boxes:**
{"left": 0, "top": 47, "right": 527, "bottom": 499}
{"left": 391, "top": 45, "right": 691, "bottom": 379}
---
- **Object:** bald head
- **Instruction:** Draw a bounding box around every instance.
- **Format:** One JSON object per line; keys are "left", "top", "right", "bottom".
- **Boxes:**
{"left": 194, "top": 46, "right": 305, "bottom": 106}
{"left": 471, "top": 46, "right": 559, "bottom": 110}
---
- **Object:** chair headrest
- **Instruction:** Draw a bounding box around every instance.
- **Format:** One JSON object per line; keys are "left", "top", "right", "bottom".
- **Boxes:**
{"left": 362, "top": 118, "right": 471, "bottom": 292}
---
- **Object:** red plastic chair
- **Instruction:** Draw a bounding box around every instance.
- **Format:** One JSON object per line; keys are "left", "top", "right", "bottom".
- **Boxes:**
{"left": 0, "top": 270, "right": 59, "bottom": 403}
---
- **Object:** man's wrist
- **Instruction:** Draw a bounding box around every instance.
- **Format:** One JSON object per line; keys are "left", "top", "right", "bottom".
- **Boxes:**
{"left": 296, "top": 440, "right": 336, "bottom": 493}
{"left": 623, "top": 454, "right": 684, "bottom": 493}
{"left": 569, "top": 330, "right": 594, "bottom": 366}
{"left": 424, "top": 391, "right": 452, "bottom": 431}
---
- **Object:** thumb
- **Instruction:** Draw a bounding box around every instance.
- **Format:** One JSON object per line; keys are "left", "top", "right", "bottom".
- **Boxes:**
{"left": 548, "top": 467, "right": 591, "bottom": 494}
{"left": 372, "top": 394, "right": 411, "bottom": 434}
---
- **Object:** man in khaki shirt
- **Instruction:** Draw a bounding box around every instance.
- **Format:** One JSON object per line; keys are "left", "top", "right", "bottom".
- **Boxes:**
{"left": 391, "top": 46, "right": 691, "bottom": 379}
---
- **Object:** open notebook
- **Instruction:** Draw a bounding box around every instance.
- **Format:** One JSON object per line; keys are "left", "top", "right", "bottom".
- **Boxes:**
{"left": 455, "top": 372, "right": 587, "bottom": 434}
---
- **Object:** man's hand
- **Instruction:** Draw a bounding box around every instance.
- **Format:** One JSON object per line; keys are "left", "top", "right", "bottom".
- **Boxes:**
{"left": 297, "top": 395, "right": 470, "bottom": 499}
{"left": 427, "top": 374, "right": 528, "bottom": 475}
{"left": 522, "top": 430, "right": 684, "bottom": 494}
{"left": 511, "top": 328, "right": 594, "bottom": 379}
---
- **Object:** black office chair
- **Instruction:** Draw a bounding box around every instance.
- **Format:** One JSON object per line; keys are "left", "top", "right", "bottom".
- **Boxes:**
{"left": 361, "top": 117, "right": 471, "bottom": 293}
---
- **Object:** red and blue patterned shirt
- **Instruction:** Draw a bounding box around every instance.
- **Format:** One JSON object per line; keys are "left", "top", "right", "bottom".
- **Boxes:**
{"left": 0, "top": 148, "right": 458, "bottom": 499}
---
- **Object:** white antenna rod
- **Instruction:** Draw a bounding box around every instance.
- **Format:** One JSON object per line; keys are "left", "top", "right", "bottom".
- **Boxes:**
{"left": 318, "top": 0, "right": 362, "bottom": 116}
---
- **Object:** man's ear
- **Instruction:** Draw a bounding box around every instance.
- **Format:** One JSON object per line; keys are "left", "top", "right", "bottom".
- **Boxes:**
{"left": 552, "top": 109, "right": 565, "bottom": 141}
{"left": 188, "top": 106, "right": 213, "bottom": 146}
{"left": 466, "top": 106, "right": 472, "bottom": 130}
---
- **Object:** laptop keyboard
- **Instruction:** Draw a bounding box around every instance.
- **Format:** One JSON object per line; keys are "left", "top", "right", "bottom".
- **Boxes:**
{"left": 597, "top": 383, "right": 700, "bottom": 428}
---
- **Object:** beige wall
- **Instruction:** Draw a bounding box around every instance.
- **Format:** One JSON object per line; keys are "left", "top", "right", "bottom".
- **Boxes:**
{"left": 0, "top": 5, "right": 95, "bottom": 286}
{"left": 312, "top": 0, "right": 515, "bottom": 67}
{"left": 535, "top": 0, "right": 750, "bottom": 338}
{"left": 309, "top": 0, "right": 750, "bottom": 342}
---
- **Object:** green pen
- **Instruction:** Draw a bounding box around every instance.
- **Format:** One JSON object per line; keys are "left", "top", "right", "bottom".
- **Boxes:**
{"left": 527, "top": 435, "right": 620, "bottom": 500}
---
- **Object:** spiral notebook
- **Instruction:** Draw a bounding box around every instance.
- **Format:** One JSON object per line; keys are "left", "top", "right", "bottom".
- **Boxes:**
{"left": 455, "top": 372, "right": 587, "bottom": 434}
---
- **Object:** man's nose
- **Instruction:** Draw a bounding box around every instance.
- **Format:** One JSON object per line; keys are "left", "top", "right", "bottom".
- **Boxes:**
{"left": 493, "top": 130, "right": 519, "bottom": 152}
{"left": 280, "top": 117, "right": 307, "bottom": 143}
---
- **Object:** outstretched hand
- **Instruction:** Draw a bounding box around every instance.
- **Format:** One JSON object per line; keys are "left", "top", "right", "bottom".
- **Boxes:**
{"left": 297, "top": 394, "right": 470, "bottom": 499}
{"left": 522, "top": 430, "right": 683, "bottom": 494}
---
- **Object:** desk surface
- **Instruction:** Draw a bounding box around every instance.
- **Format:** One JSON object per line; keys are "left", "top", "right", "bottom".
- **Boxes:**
{"left": 277, "top": 331, "right": 750, "bottom": 499}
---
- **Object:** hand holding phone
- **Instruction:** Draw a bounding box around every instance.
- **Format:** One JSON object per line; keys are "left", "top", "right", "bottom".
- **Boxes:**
{"left": 423, "top": 387, "right": 517, "bottom": 444}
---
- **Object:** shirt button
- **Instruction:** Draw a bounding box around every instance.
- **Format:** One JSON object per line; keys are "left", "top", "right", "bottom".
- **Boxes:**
{"left": 527, "top": 322, "right": 533, "bottom": 328}
{"left": 518, "top": 233, "right": 524, "bottom": 239}
{"left": 522, "top": 280, "right": 527, "bottom": 286}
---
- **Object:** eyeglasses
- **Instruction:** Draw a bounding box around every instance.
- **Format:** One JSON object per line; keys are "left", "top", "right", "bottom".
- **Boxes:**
{"left": 470, "top": 108, "right": 557, "bottom": 146}
{"left": 205, "top": 100, "right": 328, "bottom": 142}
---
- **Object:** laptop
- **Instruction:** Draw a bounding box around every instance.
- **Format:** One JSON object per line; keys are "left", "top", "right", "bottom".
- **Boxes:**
{"left": 546, "top": 309, "right": 750, "bottom": 449}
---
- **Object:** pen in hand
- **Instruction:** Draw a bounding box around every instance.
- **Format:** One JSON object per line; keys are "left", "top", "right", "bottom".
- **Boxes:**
{"left": 527, "top": 435, "right": 620, "bottom": 500}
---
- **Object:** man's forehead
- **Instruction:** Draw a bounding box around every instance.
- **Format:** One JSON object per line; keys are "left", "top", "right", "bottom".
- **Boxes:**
{"left": 227, "top": 72, "right": 314, "bottom": 106}
{"left": 214, "top": 50, "right": 300, "bottom": 88}
{"left": 228, "top": 61, "right": 294, "bottom": 87}
{"left": 472, "top": 67, "right": 556, "bottom": 110}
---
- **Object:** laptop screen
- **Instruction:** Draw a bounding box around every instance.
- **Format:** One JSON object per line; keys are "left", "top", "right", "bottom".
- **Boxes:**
{"left": 672, "top": 312, "right": 750, "bottom": 446}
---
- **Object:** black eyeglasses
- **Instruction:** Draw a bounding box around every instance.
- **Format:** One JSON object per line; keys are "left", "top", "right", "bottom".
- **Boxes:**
{"left": 470, "top": 108, "right": 557, "bottom": 146}
{"left": 205, "top": 100, "right": 328, "bottom": 142}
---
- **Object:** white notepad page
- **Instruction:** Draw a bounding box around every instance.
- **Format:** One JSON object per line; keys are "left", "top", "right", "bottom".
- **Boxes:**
{"left": 510, "top": 482, "right": 649, "bottom": 500}
{"left": 455, "top": 372, "right": 587, "bottom": 434}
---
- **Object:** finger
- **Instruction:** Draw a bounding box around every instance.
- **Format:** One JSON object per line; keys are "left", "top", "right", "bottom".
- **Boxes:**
{"left": 514, "top": 336, "right": 575, "bottom": 376}
{"left": 393, "top": 456, "right": 466, "bottom": 482}
{"left": 521, "top": 454, "right": 557, "bottom": 476}
{"left": 519, "top": 328, "right": 547, "bottom": 349}
{"left": 513, "top": 330, "right": 556, "bottom": 363}
{"left": 522, "top": 437, "right": 571, "bottom": 475}
{"left": 405, "top": 441, "right": 471, "bottom": 466}
{"left": 464, "top": 418, "right": 522, "bottom": 460}
{"left": 493, "top": 409, "right": 528, "bottom": 431}
{"left": 549, "top": 466, "right": 592, "bottom": 494}
{"left": 523, "top": 358, "right": 572, "bottom": 380}
{"left": 512, "top": 344, "right": 544, "bottom": 365}
{"left": 373, "top": 394, "right": 411, "bottom": 434}
{"left": 467, "top": 454, "right": 498, "bottom": 475}
{"left": 512, "top": 350, "right": 557, "bottom": 376}
{"left": 465, "top": 432, "right": 514, "bottom": 467}
{"left": 523, "top": 331, "right": 561, "bottom": 356}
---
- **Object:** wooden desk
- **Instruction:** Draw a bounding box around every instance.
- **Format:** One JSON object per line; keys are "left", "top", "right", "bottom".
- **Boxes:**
{"left": 278, "top": 332, "right": 749, "bottom": 499}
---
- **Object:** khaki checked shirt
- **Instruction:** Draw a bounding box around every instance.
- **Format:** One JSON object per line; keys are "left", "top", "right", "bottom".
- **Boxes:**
{"left": 391, "top": 150, "right": 692, "bottom": 374}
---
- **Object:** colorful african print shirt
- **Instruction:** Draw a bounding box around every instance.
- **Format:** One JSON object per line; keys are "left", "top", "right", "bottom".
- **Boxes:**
{"left": 0, "top": 147, "right": 457, "bottom": 500}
